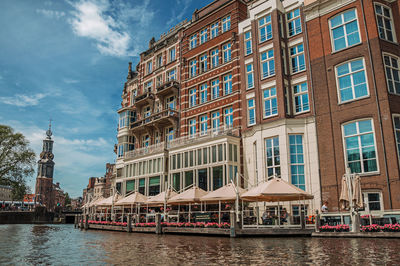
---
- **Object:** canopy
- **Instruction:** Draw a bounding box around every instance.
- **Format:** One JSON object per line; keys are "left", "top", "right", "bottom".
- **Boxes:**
{"left": 89, "top": 197, "right": 105, "bottom": 207}
{"left": 241, "top": 178, "right": 314, "bottom": 202}
{"left": 96, "top": 194, "right": 121, "bottom": 206}
{"left": 115, "top": 192, "right": 148, "bottom": 206}
{"left": 352, "top": 175, "right": 363, "bottom": 209}
{"left": 146, "top": 190, "right": 177, "bottom": 206}
{"left": 168, "top": 186, "right": 208, "bottom": 204}
{"left": 200, "top": 183, "right": 245, "bottom": 202}
{"left": 339, "top": 175, "right": 350, "bottom": 210}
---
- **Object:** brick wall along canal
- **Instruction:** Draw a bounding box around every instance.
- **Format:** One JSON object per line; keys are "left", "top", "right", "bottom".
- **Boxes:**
{"left": 1, "top": 224, "right": 400, "bottom": 265}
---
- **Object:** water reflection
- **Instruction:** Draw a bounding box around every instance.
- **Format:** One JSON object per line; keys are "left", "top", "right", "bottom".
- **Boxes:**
{"left": 0, "top": 224, "right": 400, "bottom": 265}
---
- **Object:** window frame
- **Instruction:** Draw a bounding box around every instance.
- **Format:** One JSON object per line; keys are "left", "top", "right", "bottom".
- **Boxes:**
{"left": 222, "top": 43, "right": 232, "bottom": 63}
{"left": 211, "top": 22, "right": 219, "bottom": 38}
{"left": 286, "top": 8, "right": 302, "bottom": 37}
{"left": 200, "top": 28, "right": 208, "bottom": 44}
{"left": 329, "top": 9, "right": 361, "bottom": 52}
{"left": 224, "top": 107, "right": 233, "bottom": 128}
{"left": 200, "top": 83, "right": 208, "bottom": 104}
{"left": 189, "top": 119, "right": 196, "bottom": 138}
{"left": 260, "top": 49, "right": 275, "bottom": 79}
{"left": 189, "top": 88, "right": 197, "bottom": 107}
{"left": 222, "top": 15, "right": 231, "bottom": 33}
{"left": 265, "top": 136, "right": 280, "bottom": 179}
{"left": 200, "top": 53, "right": 208, "bottom": 73}
{"left": 392, "top": 114, "right": 400, "bottom": 167}
{"left": 200, "top": 115, "right": 208, "bottom": 136}
{"left": 244, "top": 31, "right": 252, "bottom": 55}
{"left": 258, "top": 14, "right": 272, "bottom": 43}
{"left": 263, "top": 87, "right": 278, "bottom": 118}
{"left": 246, "top": 63, "right": 254, "bottom": 89}
{"left": 374, "top": 3, "right": 397, "bottom": 43}
{"left": 335, "top": 57, "right": 369, "bottom": 104}
{"left": 292, "top": 81, "right": 310, "bottom": 114}
{"left": 247, "top": 98, "right": 256, "bottom": 126}
{"left": 190, "top": 34, "right": 198, "bottom": 49}
{"left": 223, "top": 73, "right": 232, "bottom": 95}
{"left": 289, "top": 134, "right": 306, "bottom": 190}
{"left": 190, "top": 59, "right": 197, "bottom": 78}
{"left": 211, "top": 79, "right": 220, "bottom": 100}
{"left": 383, "top": 53, "right": 400, "bottom": 95}
{"left": 289, "top": 43, "right": 306, "bottom": 74}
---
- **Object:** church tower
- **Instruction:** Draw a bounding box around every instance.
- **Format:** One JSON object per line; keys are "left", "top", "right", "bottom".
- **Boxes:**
{"left": 35, "top": 122, "right": 55, "bottom": 211}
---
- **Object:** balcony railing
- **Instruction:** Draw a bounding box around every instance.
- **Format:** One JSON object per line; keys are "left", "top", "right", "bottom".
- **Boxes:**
{"left": 124, "top": 142, "right": 166, "bottom": 159}
{"left": 135, "top": 92, "right": 154, "bottom": 103}
{"left": 156, "top": 80, "right": 179, "bottom": 95}
{"left": 130, "top": 108, "right": 179, "bottom": 130}
{"left": 167, "top": 126, "right": 241, "bottom": 149}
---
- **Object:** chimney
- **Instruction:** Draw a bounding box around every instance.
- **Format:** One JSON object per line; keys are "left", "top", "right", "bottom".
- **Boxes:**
{"left": 127, "top": 62, "right": 133, "bottom": 80}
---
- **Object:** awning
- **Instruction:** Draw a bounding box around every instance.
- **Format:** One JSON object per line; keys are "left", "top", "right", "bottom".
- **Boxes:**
{"left": 200, "top": 183, "right": 245, "bottom": 202}
{"left": 168, "top": 186, "right": 208, "bottom": 204}
{"left": 96, "top": 194, "right": 121, "bottom": 206}
{"left": 115, "top": 192, "right": 148, "bottom": 206}
{"left": 146, "top": 189, "right": 177, "bottom": 206}
{"left": 241, "top": 178, "right": 314, "bottom": 202}
{"left": 89, "top": 197, "right": 105, "bottom": 207}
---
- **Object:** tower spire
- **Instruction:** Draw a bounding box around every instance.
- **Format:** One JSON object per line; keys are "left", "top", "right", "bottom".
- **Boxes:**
{"left": 46, "top": 119, "right": 53, "bottom": 139}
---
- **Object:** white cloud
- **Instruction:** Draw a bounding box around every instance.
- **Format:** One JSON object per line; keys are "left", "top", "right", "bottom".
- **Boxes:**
{"left": 166, "top": 0, "right": 192, "bottom": 27}
{"left": 36, "top": 9, "right": 66, "bottom": 19}
{"left": 67, "top": 0, "right": 155, "bottom": 57}
{"left": 0, "top": 93, "right": 47, "bottom": 107}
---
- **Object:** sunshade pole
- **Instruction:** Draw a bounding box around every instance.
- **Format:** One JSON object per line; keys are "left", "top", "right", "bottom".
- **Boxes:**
{"left": 218, "top": 200, "right": 221, "bottom": 225}
{"left": 178, "top": 204, "right": 180, "bottom": 223}
{"left": 278, "top": 201, "right": 280, "bottom": 227}
{"left": 189, "top": 203, "right": 191, "bottom": 223}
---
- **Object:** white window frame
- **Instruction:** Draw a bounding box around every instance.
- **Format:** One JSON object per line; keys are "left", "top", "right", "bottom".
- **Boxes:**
{"left": 222, "top": 15, "right": 231, "bottom": 33}
{"left": 224, "top": 107, "right": 233, "bottom": 128}
{"left": 156, "top": 54, "right": 163, "bottom": 68}
{"left": 200, "top": 115, "right": 208, "bottom": 136}
{"left": 260, "top": 49, "right": 275, "bottom": 79}
{"left": 286, "top": 8, "right": 302, "bottom": 37}
{"left": 393, "top": 114, "right": 400, "bottom": 167}
{"left": 342, "top": 118, "right": 379, "bottom": 174}
{"left": 190, "top": 34, "right": 197, "bottom": 49}
{"left": 200, "top": 83, "right": 208, "bottom": 104}
{"left": 383, "top": 53, "right": 400, "bottom": 95}
{"left": 166, "top": 127, "right": 174, "bottom": 142}
{"left": 223, "top": 74, "right": 232, "bottom": 95}
{"left": 290, "top": 43, "right": 306, "bottom": 74}
{"left": 265, "top": 136, "right": 280, "bottom": 178}
{"left": 167, "top": 68, "right": 176, "bottom": 81}
{"left": 144, "top": 80, "right": 152, "bottom": 92}
{"left": 263, "top": 87, "right": 278, "bottom": 118}
{"left": 246, "top": 63, "right": 254, "bottom": 89}
{"left": 189, "top": 119, "right": 196, "bottom": 138}
{"left": 200, "top": 54, "right": 208, "bottom": 73}
{"left": 329, "top": 9, "right": 361, "bottom": 52}
{"left": 212, "top": 111, "right": 220, "bottom": 132}
{"left": 335, "top": 57, "right": 369, "bottom": 104}
{"left": 211, "top": 49, "right": 219, "bottom": 68}
{"left": 211, "top": 22, "right": 219, "bottom": 38}
{"left": 200, "top": 28, "right": 208, "bottom": 44}
{"left": 374, "top": 3, "right": 396, "bottom": 43}
{"left": 292, "top": 81, "right": 310, "bottom": 114}
{"left": 363, "top": 191, "right": 384, "bottom": 212}
{"left": 211, "top": 79, "right": 220, "bottom": 100}
{"left": 169, "top": 47, "right": 176, "bottom": 62}
{"left": 189, "top": 88, "right": 197, "bottom": 107}
{"left": 190, "top": 59, "right": 197, "bottom": 78}
{"left": 222, "top": 43, "right": 231, "bottom": 63}
{"left": 259, "top": 15, "right": 272, "bottom": 43}
{"left": 247, "top": 98, "right": 256, "bottom": 126}
{"left": 147, "top": 61, "right": 152, "bottom": 74}
{"left": 244, "top": 31, "right": 252, "bottom": 55}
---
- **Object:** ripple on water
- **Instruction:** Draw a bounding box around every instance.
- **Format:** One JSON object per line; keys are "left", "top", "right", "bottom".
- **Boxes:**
{"left": 1, "top": 224, "right": 400, "bottom": 265}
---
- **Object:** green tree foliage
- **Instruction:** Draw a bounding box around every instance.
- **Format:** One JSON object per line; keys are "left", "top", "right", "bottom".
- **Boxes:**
{"left": 64, "top": 192, "right": 71, "bottom": 206}
{"left": 0, "top": 125, "right": 36, "bottom": 200}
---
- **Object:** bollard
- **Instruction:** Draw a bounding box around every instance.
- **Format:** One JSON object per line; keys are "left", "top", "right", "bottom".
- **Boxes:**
{"left": 84, "top": 214, "right": 89, "bottom": 230}
{"left": 352, "top": 212, "right": 360, "bottom": 233}
{"left": 315, "top": 210, "right": 320, "bottom": 232}
{"left": 300, "top": 210, "right": 305, "bottom": 230}
{"left": 74, "top": 215, "right": 78, "bottom": 229}
{"left": 155, "top": 213, "right": 162, "bottom": 234}
{"left": 80, "top": 215, "right": 84, "bottom": 230}
{"left": 230, "top": 211, "right": 236, "bottom": 238}
{"left": 127, "top": 215, "right": 132, "bottom": 233}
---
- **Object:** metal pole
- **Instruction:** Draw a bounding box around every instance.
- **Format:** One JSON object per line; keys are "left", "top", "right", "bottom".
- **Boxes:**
{"left": 278, "top": 201, "right": 281, "bottom": 227}
{"left": 218, "top": 201, "right": 221, "bottom": 225}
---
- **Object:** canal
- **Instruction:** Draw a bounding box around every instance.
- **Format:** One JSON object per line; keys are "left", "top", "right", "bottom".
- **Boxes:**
{"left": 1, "top": 224, "right": 400, "bottom": 265}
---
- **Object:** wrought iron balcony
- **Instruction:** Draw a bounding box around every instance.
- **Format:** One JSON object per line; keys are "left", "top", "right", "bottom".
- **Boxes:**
{"left": 124, "top": 142, "right": 166, "bottom": 159}
{"left": 156, "top": 80, "right": 179, "bottom": 97}
{"left": 130, "top": 108, "right": 179, "bottom": 133}
{"left": 134, "top": 92, "right": 154, "bottom": 107}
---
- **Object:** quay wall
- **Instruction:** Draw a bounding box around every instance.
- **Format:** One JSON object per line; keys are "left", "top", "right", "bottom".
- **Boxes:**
{"left": 0, "top": 210, "right": 54, "bottom": 224}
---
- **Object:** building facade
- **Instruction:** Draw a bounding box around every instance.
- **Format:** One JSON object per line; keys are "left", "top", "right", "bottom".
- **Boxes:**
{"left": 304, "top": 0, "right": 400, "bottom": 212}
{"left": 0, "top": 185, "right": 12, "bottom": 202}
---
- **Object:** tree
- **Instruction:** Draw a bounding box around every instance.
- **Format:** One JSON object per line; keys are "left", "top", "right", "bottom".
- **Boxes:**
{"left": 0, "top": 125, "right": 36, "bottom": 200}
{"left": 64, "top": 192, "right": 71, "bottom": 206}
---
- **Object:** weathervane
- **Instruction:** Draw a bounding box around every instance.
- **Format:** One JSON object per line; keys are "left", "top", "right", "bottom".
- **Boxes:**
{"left": 46, "top": 118, "right": 53, "bottom": 139}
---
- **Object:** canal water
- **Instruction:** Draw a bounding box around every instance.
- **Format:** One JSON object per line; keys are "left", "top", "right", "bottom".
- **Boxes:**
{"left": 1, "top": 224, "right": 400, "bottom": 265}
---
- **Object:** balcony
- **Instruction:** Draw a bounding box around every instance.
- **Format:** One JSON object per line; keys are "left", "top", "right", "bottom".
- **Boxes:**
{"left": 130, "top": 108, "right": 179, "bottom": 134}
{"left": 124, "top": 142, "right": 165, "bottom": 159}
{"left": 167, "top": 126, "right": 241, "bottom": 149}
{"left": 135, "top": 92, "right": 154, "bottom": 108}
{"left": 156, "top": 80, "right": 179, "bottom": 97}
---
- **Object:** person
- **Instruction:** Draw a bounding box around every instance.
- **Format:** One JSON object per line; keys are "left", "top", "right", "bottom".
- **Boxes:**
{"left": 262, "top": 210, "right": 272, "bottom": 225}
{"left": 321, "top": 201, "right": 329, "bottom": 213}
{"left": 280, "top": 208, "right": 288, "bottom": 224}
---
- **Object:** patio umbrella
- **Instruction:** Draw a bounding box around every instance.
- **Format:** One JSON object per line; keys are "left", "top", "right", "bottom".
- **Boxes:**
{"left": 168, "top": 186, "right": 208, "bottom": 204}
{"left": 146, "top": 190, "right": 177, "bottom": 206}
{"left": 352, "top": 175, "right": 364, "bottom": 209}
{"left": 200, "top": 183, "right": 245, "bottom": 202}
{"left": 241, "top": 178, "right": 314, "bottom": 202}
{"left": 115, "top": 192, "right": 148, "bottom": 206}
{"left": 97, "top": 194, "right": 121, "bottom": 207}
{"left": 339, "top": 175, "right": 350, "bottom": 210}
{"left": 89, "top": 197, "right": 105, "bottom": 207}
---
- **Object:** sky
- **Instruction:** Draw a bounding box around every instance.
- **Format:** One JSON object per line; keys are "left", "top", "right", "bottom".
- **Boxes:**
{"left": 0, "top": 0, "right": 213, "bottom": 198}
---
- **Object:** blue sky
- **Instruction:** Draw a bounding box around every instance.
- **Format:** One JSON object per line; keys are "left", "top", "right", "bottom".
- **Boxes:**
{"left": 0, "top": 0, "right": 213, "bottom": 197}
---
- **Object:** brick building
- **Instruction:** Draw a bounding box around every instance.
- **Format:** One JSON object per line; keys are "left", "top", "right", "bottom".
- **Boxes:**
{"left": 304, "top": 0, "right": 400, "bottom": 212}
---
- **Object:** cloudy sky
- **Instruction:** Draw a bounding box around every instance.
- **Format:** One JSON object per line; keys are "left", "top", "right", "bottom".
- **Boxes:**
{"left": 0, "top": 0, "right": 213, "bottom": 197}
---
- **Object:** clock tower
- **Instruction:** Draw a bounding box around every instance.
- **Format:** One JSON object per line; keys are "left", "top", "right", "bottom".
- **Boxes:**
{"left": 35, "top": 121, "right": 55, "bottom": 211}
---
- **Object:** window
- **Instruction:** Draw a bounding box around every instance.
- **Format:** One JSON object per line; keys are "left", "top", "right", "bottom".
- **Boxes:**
{"left": 263, "top": 87, "right": 278, "bottom": 117}
{"left": 224, "top": 107, "right": 233, "bottom": 128}
{"left": 189, "top": 88, "right": 197, "bottom": 107}
{"left": 265, "top": 137, "right": 280, "bottom": 178}
{"left": 190, "top": 59, "right": 197, "bottom": 78}
{"left": 200, "top": 28, "right": 208, "bottom": 44}
{"left": 200, "top": 83, "right": 208, "bottom": 104}
{"left": 167, "top": 69, "right": 176, "bottom": 81}
{"left": 290, "top": 44, "right": 305, "bottom": 73}
{"left": 222, "top": 43, "right": 231, "bottom": 63}
{"left": 200, "top": 54, "right": 207, "bottom": 73}
{"left": 211, "top": 22, "right": 219, "bottom": 38}
{"left": 394, "top": 116, "right": 400, "bottom": 164}
{"left": 172, "top": 173, "right": 180, "bottom": 192}
{"left": 223, "top": 74, "right": 232, "bottom": 95}
{"left": 169, "top": 47, "right": 176, "bottom": 62}
{"left": 149, "top": 177, "right": 160, "bottom": 196}
{"left": 211, "top": 49, "right": 219, "bottom": 68}
{"left": 200, "top": 115, "right": 208, "bottom": 135}
{"left": 156, "top": 75, "right": 163, "bottom": 87}
{"left": 222, "top": 16, "right": 231, "bottom": 32}
{"left": 293, "top": 82, "right": 310, "bottom": 113}
{"left": 147, "top": 61, "right": 152, "bottom": 74}
{"left": 287, "top": 8, "right": 302, "bottom": 37}
{"left": 142, "top": 134, "right": 150, "bottom": 147}
{"left": 383, "top": 54, "right": 400, "bottom": 94}
{"left": 289, "top": 135, "right": 305, "bottom": 190}
{"left": 259, "top": 15, "right": 272, "bottom": 42}
{"left": 343, "top": 119, "right": 377, "bottom": 174}
{"left": 329, "top": 9, "right": 361, "bottom": 51}
{"left": 189, "top": 119, "right": 196, "bottom": 137}
{"left": 246, "top": 64, "right": 254, "bottom": 89}
{"left": 166, "top": 95, "right": 176, "bottom": 110}
{"left": 364, "top": 192, "right": 382, "bottom": 211}
{"left": 247, "top": 98, "right": 256, "bottom": 126}
{"left": 138, "top": 178, "right": 145, "bottom": 195}
{"left": 336, "top": 58, "right": 368, "bottom": 103}
{"left": 190, "top": 34, "right": 197, "bottom": 49}
{"left": 213, "top": 166, "right": 223, "bottom": 190}
{"left": 244, "top": 31, "right": 252, "bottom": 55}
{"left": 211, "top": 79, "right": 220, "bottom": 99}
{"left": 144, "top": 80, "right": 152, "bottom": 92}
{"left": 212, "top": 111, "right": 220, "bottom": 132}
{"left": 166, "top": 127, "right": 174, "bottom": 142}
{"left": 261, "top": 49, "right": 275, "bottom": 78}
{"left": 374, "top": 4, "right": 395, "bottom": 42}
{"left": 156, "top": 54, "right": 163, "bottom": 68}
